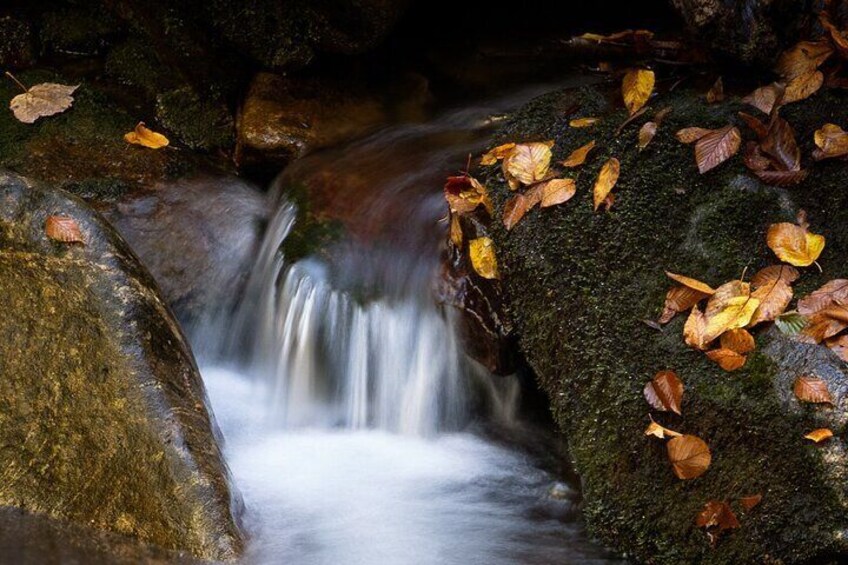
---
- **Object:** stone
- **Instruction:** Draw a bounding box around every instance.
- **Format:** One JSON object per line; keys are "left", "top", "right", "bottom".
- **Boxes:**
{"left": 0, "top": 172, "right": 243, "bottom": 560}
{"left": 0, "top": 15, "right": 35, "bottom": 69}
{"left": 478, "top": 84, "right": 848, "bottom": 563}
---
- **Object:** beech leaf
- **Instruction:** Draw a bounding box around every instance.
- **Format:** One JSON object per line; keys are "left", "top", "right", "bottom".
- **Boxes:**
{"left": 503, "top": 142, "right": 552, "bottom": 186}
{"left": 740, "top": 494, "right": 763, "bottom": 511}
{"left": 502, "top": 194, "right": 531, "bottom": 231}
{"left": 593, "top": 157, "right": 620, "bottom": 211}
{"left": 742, "top": 83, "right": 784, "bottom": 115}
{"left": 813, "top": 124, "right": 848, "bottom": 160}
{"left": 720, "top": 328, "right": 756, "bottom": 354}
{"left": 703, "top": 281, "right": 760, "bottom": 343}
{"left": 826, "top": 334, "right": 848, "bottom": 362}
{"left": 622, "top": 68, "right": 655, "bottom": 116}
{"left": 793, "top": 375, "right": 834, "bottom": 404}
{"left": 776, "top": 41, "right": 832, "bottom": 81}
{"left": 797, "top": 280, "right": 848, "bottom": 316}
{"left": 694, "top": 125, "right": 741, "bottom": 174}
{"left": 696, "top": 501, "right": 740, "bottom": 532}
{"left": 766, "top": 222, "right": 825, "bottom": 267}
{"left": 562, "top": 141, "right": 596, "bottom": 167}
{"left": 45, "top": 215, "right": 84, "bottom": 244}
{"left": 804, "top": 428, "right": 834, "bottom": 443}
{"left": 638, "top": 121, "right": 657, "bottom": 150}
{"left": 538, "top": 178, "right": 576, "bottom": 208}
{"left": 666, "top": 272, "right": 716, "bottom": 295}
{"left": 570, "top": 118, "right": 599, "bottom": 128}
{"left": 684, "top": 305, "right": 709, "bottom": 350}
{"left": 749, "top": 271, "right": 793, "bottom": 327}
{"left": 481, "top": 143, "right": 516, "bottom": 165}
{"left": 705, "top": 77, "right": 724, "bottom": 104}
{"left": 124, "top": 122, "right": 169, "bottom": 149}
{"left": 468, "top": 237, "right": 499, "bottom": 280}
{"left": 10, "top": 81, "right": 79, "bottom": 124}
{"left": 667, "top": 435, "right": 711, "bottom": 479}
{"left": 676, "top": 127, "right": 712, "bottom": 144}
{"left": 444, "top": 174, "right": 491, "bottom": 215}
{"left": 645, "top": 417, "right": 683, "bottom": 439}
{"left": 643, "top": 370, "right": 684, "bottom": 415}
{"left": 706, "top": 348, "right": 747, "bottom": 371}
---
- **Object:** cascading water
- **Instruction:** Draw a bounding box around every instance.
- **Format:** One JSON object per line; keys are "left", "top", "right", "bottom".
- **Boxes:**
{"left": 197, "top": 81, "right": 619, "bottom": 564}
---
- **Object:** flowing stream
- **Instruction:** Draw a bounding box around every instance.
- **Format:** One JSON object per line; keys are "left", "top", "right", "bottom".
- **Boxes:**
{"left": 196, "top": 81, "right": 619, "bottom": 564}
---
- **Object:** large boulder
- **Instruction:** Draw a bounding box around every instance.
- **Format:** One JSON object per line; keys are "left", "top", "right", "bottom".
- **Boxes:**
{"left": 477, "top": 84, "right": 848, "bottom": 562}
{"left": 0, "top": 172, "right": 243, "bottom": 560}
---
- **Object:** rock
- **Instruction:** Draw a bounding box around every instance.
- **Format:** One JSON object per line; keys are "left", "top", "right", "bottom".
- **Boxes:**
{"left": 669, "top": 0, "right": 809, "bottom": 65}
{"left": 0, "top": 15, "right": 35, "bottom": 69}
{"left": 156, "top": 86, "right": 234, "bottom": 151}
{"left": 478, "top": 84, "right": 848, "bottom": 563}
{"left": 236, "top": 72, "right": 387, "bottom": 169}
{"left": 0, "top": 172, "right": 243, "bottom": 560}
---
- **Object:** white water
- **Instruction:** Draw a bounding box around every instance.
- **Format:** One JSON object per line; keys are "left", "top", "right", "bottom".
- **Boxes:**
{"left": 197, "top": 83, "right": 618, "bottom": 564}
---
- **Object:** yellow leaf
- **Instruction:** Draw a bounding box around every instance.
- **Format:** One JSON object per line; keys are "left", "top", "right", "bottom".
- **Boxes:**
{"left": 804, "top": 428, "right": 834, "bottom": 443}
{"left": 667, "top": 434, "right": 711, "bottom": 479}
{"left": 703, "top": 281, "right": 760, "bottom": 343}
{"left": 469, "top": 237, "right": 499, "bottom": 280}
{"left": 783, "top": 70, "right": 823, "bottom": 105}
{"left": 622, "top": 68, "right": 655, "bottom": 116}
{"left": 562, "top": 140, "right": 596, "bottom": 167}
{"left": 503, "top": 142, "right": 552, "bottom": 187}
{"left": 645, "top": 417, "right": 682, "bottom": 439}
{"left": 570, "top": 117, "right": 599, "bottom": 128}
{"left": 767, "top": 222, "right": 825, "bottom": 267}
{"left": 124, "top": 122, "right": 170, "bottom": 149}
{"left": 776, "top": 41, "right": 832, "bottom": 80}
{"left": 813, "top": 123, "right": 848, "bottom": 160}
{"left": 449, "top": 214, "right": 462, "bottom": 248}
{"left": 481, "top": 143, "right": 516, "bottom": 165}
{"left": 593, "top": 157, "right": 620, "bottom": 211}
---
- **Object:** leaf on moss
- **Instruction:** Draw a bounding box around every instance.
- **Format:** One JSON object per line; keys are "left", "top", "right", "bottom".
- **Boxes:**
{"left": 9, "top": 80, "right": 79, "bottom": 123}
{"left": 570, "top": 117, "right": 599, "bottom": 128}
{"left": 782, "top": 70, "right": 824, "bottom": 104}
{"left": 749, "top": 266, "right": 795, "bottom": 326}
{"left": 684, "top": 305, "right": 710, "bottom": 350}
{"left": 503, "top": 142, "right": 552, "bottom": 187}
{"left": 593, "top": 157, "right": 620, "bottom": 211}
{"left": 645, "top": 416, "right": 683, "bottom": 439}
{"left": 676, "top": 127, "right": 713, "bottom": 144}
{"left": 813, "top": 123, "right": 848, "bottom": 161}
{"left": 694, "top": 125, "right": 741, "bottom": 174}
{"left": 667, "top": 435, "right": 711, "bottom": 479}
{"left": 469, "top": 237, "right": 499, "bottom": 280}
{"left": 444, "top": 174, "right": 491, "bottom": 215}
{"left": 622, "top": 68, "right": 655, "bottom": 116}
{"left": 767, "top": 221, "right": 825, "bottom": 267}
{"left": 481, "top": 142, "right": 516, "bottom": 165}
{"left": 742, "top": 83, "right": 784, "bottom": 115}
{"left": 703, "top": 281, "right": 760, "bottom": 343}
{"left": 739, "top": 494, "right": 762, "bottom": 511}
{"left": 638, "top": 121, "right": 657, "bottom": 150}
{"left": 706, "top": 348, "right": 747, "bottom": 371}
{"left": 644, "top": 370, "right": 684, "bottom": 414}
{"left": 538, "top": 178, "right": 577, "bottom": 207}
{"left": 705, "top": 77, "right": 724, "bottom": 104}
{"left": 720, "top": 328, "right": 755, "bottom": 354}
{"left": 562, "top": 140, "right": 596, "bottom": 167}
{"left": 804, "top": 428, "right": 834, "bottom": 443}
{"left": 124, "top": 122, "right": 170, "bottom": 149}
{"left": 502, "top": 193, "right": 531, "bottom": 231}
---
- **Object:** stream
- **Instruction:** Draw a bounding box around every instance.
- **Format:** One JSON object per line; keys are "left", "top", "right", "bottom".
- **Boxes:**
{"left": 195, "top": 81, "right": 619, "bottom": 564}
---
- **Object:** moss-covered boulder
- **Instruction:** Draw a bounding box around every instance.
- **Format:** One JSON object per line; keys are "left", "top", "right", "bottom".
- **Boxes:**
{"left": 0, "top": 171, "right": 243, "bottom": 560}
{"left": 479, "top": 84, "right": 848, "bottom": 563}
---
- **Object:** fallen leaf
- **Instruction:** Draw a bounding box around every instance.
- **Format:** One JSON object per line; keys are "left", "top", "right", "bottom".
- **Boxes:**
{"left": 504, "top": 142, "right": 552, "bottom": 187}
{"left": 775, "top": 311, "right": 808, "bottom": 335}
{"left": 798, "top": 279, "right": 848, "bottom": 316}
{"left": 803, "top": 305, "right": 848, "bottom": 343}
{"left": 703, "top": 281, "right": 760, "bottom": 343}
{"left": 660, "top": 285, "right": 710, "bottom": 324}
{"left": 749, "top": 278, "right": 793, "bottom": 326}
{"left": 538, "top": 178, "right": 577, "bottom": 207}
{"left": 720, "top": 328, "right": 756, "bottom": 354}
{"left": 666, "top": 272, "right": 716, "bottom": 295}
{"left": 602, "top": 193, "right": 616, "bottom": 211}
{"left": 805, "top": 428, "right": 834, "bottom": 443}
{"left": 706, "top": 77, "right": 724, "bottom": 104}
{"left": 740, "top": 494, "right": 762, "bottom": 511}
{"left": 638, "top": 121, "right": 657, "bottom": 150}
{"left": 676, "top": 127, "right": 712, "bottom": 144}
{"left": 481, "top": 143, "right": 516, "bottom": 165}
{"left": 449, "top": 214, "right": 462, "bottom": 247}
{"left": 761, "top": 116, "right": 801, "bottom": 171}
{"left": 644, "top": 370, "right": 684, "bottom": 414}
{"left": 813, "top": 124, "right": 848, "bottom": 160}
{"left": 793, "top": 375, "right": 834, "bottom": 404}
{"left": 444, "top": 174, "right": 491, "bottom": 214}
{"left": 593, "top": 158, "right": 620, "bottom": 211}
{"left": 622, "top": 68, "right": 655, "bottom": 116}
{"left": 751, "top": 264, "right": 800, "bottom": 287}
{"left": 776, "top": 41, "right": 833, "bottom": 81}
{"left": 696, "top": 500, "right": 740, "bottom": 532}
{"left": 45, "top": 215, "right": 84, "bottom": 244}
{"left": 562, "top": 141, "right": 596, "bottom": 167}
{"left": 645, "top": 416, "right": 683, "bottom": 439}
{"left": 570, "top": 118, "right": 599, "bottom": 128}
{"left": 738, "top": 112, "right": 769, "bottom": 140}
{"left": 654, "top": 107, "right": 673, "bottom": 125}
{"left": 743, "top": 83, "right": 785, "bottom": 115}
{"left": 753, "top": 169, "right": 809, "bottom": 187}
{"left": 706, "top": 348, "right": 747, "bottom": 371}
{"left": 825, "top": 334, "right": 848, "bottom": 362}
{"left": 502, "top": 194, "right": 531, "bottom": 230}
{"left": 124, "top": 122, "right": 169, "bottom": 149}
{"left": 743, "top": 141, "right": 772, "bottom": 171}
{"left": 694, "top": 125, "right": 742, "bottom": 174}
{"left": 667, "top": 434, "right": 711, "bottom": 479}
{"left": 820, "top": 11, "right": 848, "bottom": 56}
{"left": 9, "top": 81, "right": 79, "bottom": 124}
{"left": 782, "top": 70, "right": 824, "bottom": 104}
{"left": 684, "top": 305, "right": 710, "bottom": 350}
{"left": 469, "top": 237, "right": 499, "bottom": 280}
{"left": 767, "top": 222, "right": 825, "bottom": 267}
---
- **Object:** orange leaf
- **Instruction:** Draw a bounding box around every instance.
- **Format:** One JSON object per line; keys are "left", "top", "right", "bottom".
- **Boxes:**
{"left": 825, "top": 334, "right": 848, "bottom": 362}
{"left": 813, "top": 123, "right": 848, "bottom": 160}
{"left": 503, "top": 142, "right": 552, "bottom": 187}
{"left": 696, "top": 500, "right": 740, "bottom": 531}
{"left": 740, "top": 494, "right": 762, "bottom": 511}
{"left": 797, "top": 279, "right": 848, "bottom": 316}
{"left": 570, "top": 117, "right": 599, "bottom": 128}
{"left": 804, "top": 428, "right": 834, "bottom": 443}
{"left": 449, "top": 213, "right": 462, "bottom": 248}
{"left": 666, "top": 272, "right": 716, "bottom": 295}
{"left": 751, "top": 265, "right": 800, "bottom": 287}
{"left": 720, "top": 329, "right": 755, "bottom": 354}
{"left": 684, "top": 305, "right": 710, "bottom": 350}
{"left": 538, "top": 178, "right": 576, "bottom": 208}
{"left": 742, "top": 83, "right": 785, "bottom": 115}
{"left": 502, "top": 193, "right": 531, "bottom": 231}
{"left": 738, "top": 112, "right": 769, "bottom": 140}
{"left": 749, "top": 267, "right": 795, "bottom": 326}
{"left": 644, "top": 370, "right": 684, "bottom": 415}
{"left": 694, "top": 125, "right": 741, "bottom": 174}
{"left": 645, "top": 416, "right": 683, "bottom": 439}
{"left": 638, "top": 121, "right": 657, "bottom": 150}
{"left": 676, "top": 127, "right": 712, "bottom": 144}
{"left": 766, "top": 221, "right": 825, "bottom": 267}
{"left": 659, "top": 285, "right": 710, "bottom": 324}
{"left": 124, "top": 122, "right": 169, "bottom": 149}
{"left": 706, "top": 77, "right": 724, "bottom": 104}
{"left": 562, "top": 140, "right": 596, "bottom": 167}
{"left": 793, "top": 375, "right": 834, "bottom": 404}
{"left": 803, "top": 305, "right": 848, "bottom": 343}
{"left": 444, "top": 174, "right": 491, "bottom": 215}
{"left": 481, "top": 142, "right": 516, "bottom": 165}
{"left": 45, "top": 215, "right": 84, "bottom": 244}
{"left": 622, "top": 68, "right": 655, "bottom": 115}
{"left": 761, "top": 116, "right": 801, "bottom": 172}
{"left": 706, "top": 348, "right": 747, "bottom": 371}
{"left": 776, "top": 41, "right": 832, "bottom": 81}
{"left": 782, "top": 70, "right": 823, "bottom": 105}
{"left": 593, "top": 157, "right": 620, "bottom": 211}
{"left": 667, "top": 434, "right": 711, "bottom": 479}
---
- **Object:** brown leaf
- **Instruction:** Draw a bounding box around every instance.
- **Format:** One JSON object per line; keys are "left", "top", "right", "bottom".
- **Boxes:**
{"left": 703, "top": 281, "right": 760, "bottom": 343}
{"left": 562, "top": 140, "right": 596, "bottom": 167}
{"left": 767, "top": 222, "right": 825, "bottom": 267}
{"left": 481, "top": 142, "right": 516, "bottom": 165}
{"left": 751, "top": 264, "right": 799, "bottom": 287}
{"left": 753, "top": 169, "right": 809, "bottom": 187}
{"left": 825, "top": 334, "right": 848, "bottom": 362}
{"left": 740, "top": 494, "right": 762, "bottom": 511}
{"left": 803, "top": 305, "right": 848, "bottom": 343}
{"left": 684, "top": 305, "right": 710, "bottom": 350}
{"left": 749, "top": 279, "right": 793, "bottom": 326}
{"left": 449, "top": 213, "right": 462, "bottom": 247}
{"left": 538, "top": 178, "right": 577, "bottom": 208}
{"left": 738, "top": 112, "right": 769, "bottom": 140}
{"left": 776, "top": 41, "right": 832, "bottom": 81}
{"left": 667, "top": 434, "right": 711, "bottom": 479}
{"left": 793, "top": 375, "right": 834, "bottom": 404}
{"left": 654, "top": 107, "right": 672, "bottom": 125}
{"left": 9, "top": 81, "right": 79, "bottom": 124}
{"left": 805, "top": 428, "right": 834, "bottom": 443}
{"left": 660, "top": 285, "right": 710, "bottom": 324}
{"left": 694, "top": 126, "right": 741, "bottom": 174}
{"left": 469, "top": 237, "right": 499, "bottom": 280}
{"left": 761, "top": 116, "right": 801, "bottom": 171}
{"left": 676, "top": 127, "right": 712, "bottom": 144}
{"left": 644, "top": 370, "right": 684, "bottom": 415}
{"left": 706, "top": 77, "right": 724, "bottom": 104}
{"left": 45, "top": 215, "right": 84, "bottom": 244}
{"left": 742, "top": 83, "right": 785, "bottom": 115}
{"left": 783, "top": 70, "right": 824, "bottom": 105}
{"left": 813, "top": 124, "right": 848, "bottom": 160}
{"left": 502, "top": 193, "right": 531, "bottom": 231}
{"left": 798, "top": 279, "right": 848, "bottom": 316}
{"left": 820, "top": 11, "right": 848, "bottom": 56}
{"left": 124, "top": 122, "right": 169, "bottom": 149}
{"left": 696, "top": 500, "right": 740, "bottom": 532}
{"left": 503, "top": 142, "right": 552, "bottom": 187}
{"left": 444, "top": 174, "right": 491, "bottom": 214}
{"left": 570, "top": 117, "right": 599, "bottom": 128}
{"left": 622, "top": 68, "right": 655, "bottom": 116}
{"left": 593, "top": 157, "right": 620, "bottom": 211}
{"left": 645, "top": 416, "right": 683, "bottom": 439}
{"left": 706, "top": 348, "right": 747, "bottom": 371}
{"left": 743, "top": 141, "right": 772, "bottom": 172}
{"left": 638, "top": 121, "right": 657, "bottom": 150}
{"left": 666, "top": 272, "right": 716, "bottom": 295}
{"left": 720, "top": 328, "right": 756, "bottom": 354}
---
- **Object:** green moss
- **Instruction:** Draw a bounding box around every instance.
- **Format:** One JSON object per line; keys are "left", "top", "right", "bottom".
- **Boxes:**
{"left": 156, "top": 86, "right": 233, "bottom": 151}
{"left": 280, "top": 182, "right": 345, "bottom": 263}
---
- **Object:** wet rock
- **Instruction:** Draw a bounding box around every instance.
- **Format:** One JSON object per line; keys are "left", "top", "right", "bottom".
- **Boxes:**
{"left": 481, "top": 84, "right": 848, "bottom": 563}
{"left": 156, "top": 86, "right": 234, "bottom": 151}
{"left": 0, "top": 171, "right": 243, "bottom": 560}
{"left": 40, "top": 7, "right": 123, "bottom": 57}
{"left": 236, "top": 72, "right": 387, "bottom": 168}
{"left": 0, "top": 15, "right": 35, "bottom": 69}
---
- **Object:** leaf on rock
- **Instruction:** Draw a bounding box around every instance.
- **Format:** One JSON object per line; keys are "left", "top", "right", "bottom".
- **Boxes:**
{"left": 793, "top": 375, "right": 834, "bottom": 404}
{"left": 825, "top": 334, "right": 848, "bottom": 362}
{"left": 676, "top": 127, "right": 712, "bottom": 144}
{"left": 703, "top": 281, "right": 760, "bottom": 343}
{"left": 761, "top": 116, "right": 801, "bottom": 172}
{"left": 502, "top": 194, "right": 531, "bottom": 231}
{"left": 504, "top": 142, "right": 552, "bottom": 186}
{"left": 10, "top": 81, "right": 79, "bottom": 124}
{"left": 749, "top": 278, "right": 793, "bottom": 327}
{"left": 684, "top": 305, "right": 710, "bottom": 350}
{"left": 742, "top": 83, "right": 785, "bottom": 115}
{"left": 538, "top": 178, "right": 577, "bottom": 208}
{"left": 740, "top": 494, "right": 762, "bottom": 511}
{"left": 694, "top": 125, "right": 741, "bottom": 174}
{"left": 696, "top": 500, "right": 740, "bottom": 532}
{"left": 570, "top": 117, "right": 599, "bottom": 128}
{"left": 813, "top": 124, "right": 848, "bottom": 161}
{"left": 783, "top": 70, "right": 824, "bottom": 104}
{"left": 797, "top": 279, "right": 848, "bottom": 316}
{"left": 805, "top": 428, "right": 834, "bottom": 443}
{"left": 124, "top": 122, "right": 170, "bottom": 149}
{"left": 593, "top": 158, "right": 620, "bottom": 211}
{"left": 481, "top": 142, "right": 517, "bottom": 165}
{"left": 666, "top": 272, "right": 716, "bottom": 295}
{"left": 706, "top": 77, "right": 724, "bottom": 104}
{"left": 776, "top": 41, "right": 832, "bottom": 81}
{"left": 45, "top": 215, "right": 84, "bottom": 244}
{"left": 753, "top": 169, "right": 809, "bottom": 187}
{"left": 444, "top": 174, "right": 491, "bottom": 214}
{"left": 638, "top": 121, "right": 657, "bottom": 150}
{"left": 562, "top": 140, "right": 596, "bottom": 167}
{"left": 706, "top": 348, "right": 747, "bottom": 371}
{"left": 667, "top": 435, "right": 711, "bottom": 479}
{"left": 622, "top": 68, "right": 655, "bottom": 116}
{"left": 720, "top": 328, "right": 756, "bottom": 354}
{"left": 775, "top": 311, "right": 808, "bottom": 335}
{"left": 644, "top": 370, "right": 684, "bottom": 414}
{"left": 469, "top": 237, "right": 499, "bottom": 280}
{"left": 803, "top": 304, "right": 848, "bottom": 343}
{"left": 767, "top": 222, "right": 825, "bottom": 267}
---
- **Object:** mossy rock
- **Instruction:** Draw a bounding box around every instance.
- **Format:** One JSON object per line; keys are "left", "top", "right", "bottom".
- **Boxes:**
{"left": 481, "top": 83, "right": 848, "bottom": 563}
{"left": 0, "top": 172, "right": 243, "bottom": 560}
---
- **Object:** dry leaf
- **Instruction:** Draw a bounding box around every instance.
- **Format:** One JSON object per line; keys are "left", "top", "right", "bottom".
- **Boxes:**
{"left": 481, "top": 143, "right": 516, "bottom": 165}
{"left": 820, "top": 11, "right": 848, "bottom": 56}
{"left": 703, "top": 281, "right": 760, "bottom": 343}
{"left": 720, "top": 328, "right": 756, "bottom": 354}
{"left": 798, "top": 279, "right": 848, "bottom": 316}
{"left": 743, "top": 83, "right": 784, "bottom": 115}
{"left": 684, "top": 305, "right": 710, "bottom": 350}
{"left": 749, "top": 272, "right": 794, "bottom": 327}
{"left": 660, "top": 286, "right": 709, "bottom": 324}
{"left": 803, "top": 305, "right": 848, "bottom": 343}
{"left": 783, "top": 70, "right": 824, "bottom": 104}
{"left": 744, "top": 141, "right": 772, "bottom": 172}
{"left": 449, "top": 214, "right": 462, "bottom": 247}
{"left": 593, "top": 157, "right": 620, "bottom": 211}
{"left": 776, "top": 41, "right": 833, "bottom": 81}
{"left": 754, "top": 169, "right": 809, "bottom": 187}
{"left": 696, "top": 500, "right": 740, "bottom": 532}
{"left": 645, "top": 417, "right": 683, "bottom": 439}
{"left": 124, "top": 122, "right": 170, "bottom": 149}
{"left": 502, "top": 194, "right": 531, "bottom": 231}
{"left": 638, "top": 121, "right": 657, "bottom": 150}
{"left": 767, "top": 222, "right": 825, "bottom": 267}
{"left": 644, "top": 370, "right": 684, "bottom": 415}
{"left": 676, "top": 127, "right": 712, "bottom": 144}
{"left": 706, "top": 348, "right": 747, "bottom": 371}
{"left": 45, "top": 215, "right": 84, "bottom": 244}
{"left": 444, "top": 174, "right": 491, "bottom": 215}
{"left": 751, "top": 264, "right": 800, "bottom": 287}
{"left": 761, "top": 116, "right": 801, "bottom": 172}
{"left": 740, "top": 494, "right": 762, "bottom": 511}
{"left": 738, "top": 112, "right": 769, "bottom": 140}
{"left": 538, "top": 178, "right": 577, "bottom": 207}
{"left": 667, "top": 434, "right": 711, "bottom": 479}
{"left": 570, "top": 118, "right": 599, "bottom": 128}
{"left": 562, "top": 141, "right": 596, "bottom": 167}
{"left": 793, "top": 375, "right": 834, "bottom": 404}
{"left": 694, "top": 125, "right": 741, "bottom": 174}
{"left": 826, "top": 334, "right": 848, "bottom": 361}
{"left": 666, "top": 272, "right": 716, "bottom": 295}
{"left": 504, "top": 142, "right": 552, "bottom": 186}
{"left": 805, "top": 428, "right": 834, "bottom": 443}
{"left": 622, "top": 68, "right": 655, "bottom": 116}
{"left": 813, "top": 123, "right": 848, "bottom": 160}
{"left": 10, "top": 82, "right": 79, "bottom": 124}
{"left": 706, "top": 77, "right": 724, "bottom": 104}
{"left": 469, "top": 237, "right": 499, "bottom": 280}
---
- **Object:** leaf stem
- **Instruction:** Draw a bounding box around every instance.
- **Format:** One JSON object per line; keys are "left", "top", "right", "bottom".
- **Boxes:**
{"left": 4, "top": 71, "right": 28, "bottom": 93}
